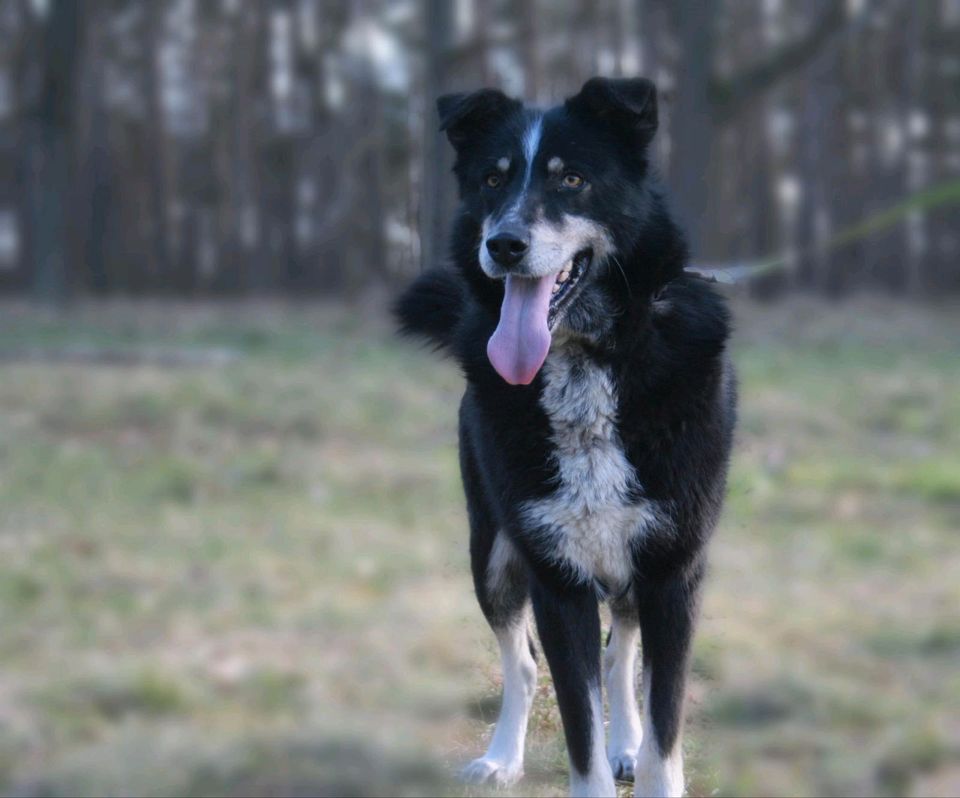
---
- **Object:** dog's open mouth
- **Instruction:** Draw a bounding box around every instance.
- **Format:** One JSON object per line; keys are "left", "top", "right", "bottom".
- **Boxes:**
{"left": 547, "top": 249, "right": 591, "bottom": 331}
{"left": 486, "top": 249, "right": 592, "bottom": 386}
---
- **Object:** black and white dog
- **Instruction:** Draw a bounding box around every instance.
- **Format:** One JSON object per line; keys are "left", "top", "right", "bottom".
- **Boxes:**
{"left": 396, "top": 77, "right": 736, "bottom": 798}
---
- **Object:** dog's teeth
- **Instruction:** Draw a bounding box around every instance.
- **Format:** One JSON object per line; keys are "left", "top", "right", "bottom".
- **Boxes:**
{"left": 552, "top": 284, "right": 560, "bottom": 294}
{"left": 557, "top": 271, "right": 569, "bottom": 283}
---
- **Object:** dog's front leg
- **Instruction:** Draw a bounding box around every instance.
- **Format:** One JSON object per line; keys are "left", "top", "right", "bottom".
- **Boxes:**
{"left": 461, "top": 616, "right": 537, "bottom": 787}
{"left": 633, "top": 570, "right": 703, "bottom": 798}
{"left": 605, "top": 608, "right": 643, "bottom": 781}
{"left": 531, "top": 578, "right": 616, "bottom": 798}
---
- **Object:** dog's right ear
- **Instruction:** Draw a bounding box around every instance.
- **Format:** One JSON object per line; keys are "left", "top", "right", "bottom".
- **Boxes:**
{"left": 437, "top": 89, "right": 522, "bottom": 151}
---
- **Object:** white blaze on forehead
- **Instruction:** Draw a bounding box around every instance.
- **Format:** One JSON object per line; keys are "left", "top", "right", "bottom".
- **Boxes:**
{"left": 520, "top": 114, "right": 544, "bottom": 192}
{"left": 480, "top": 114, "right": 543, "bottom": 272}
{"left": 547, "top": 156, "right": 564, "bottom": 173}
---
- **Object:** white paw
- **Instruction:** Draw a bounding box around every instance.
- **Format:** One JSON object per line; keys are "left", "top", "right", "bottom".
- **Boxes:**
{"left": 460, "top": 756, "right": 524, "bottom": 788}
{"left": 633, "top": 757, "right": 684, "bottom": 798}
{"left": 609, "top": 750, "right": 637, "bottom": 782}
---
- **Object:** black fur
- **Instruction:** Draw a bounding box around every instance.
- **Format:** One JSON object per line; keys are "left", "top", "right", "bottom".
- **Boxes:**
{"left": 393, "top": 269, "right": 463, "bottom": 351}
{"left": 396, "top": 77, "right": 736, "bottom": 792}
{"left": 530, "top": 579, "right": 603, "bottom": 776}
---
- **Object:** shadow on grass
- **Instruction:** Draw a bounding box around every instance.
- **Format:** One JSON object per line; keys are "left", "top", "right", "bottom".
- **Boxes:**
{"left": 185, "top": 738, "right": 455, "bottom": 798}
{"left": 9, "top": 736, "right": 455, "bottom": 798}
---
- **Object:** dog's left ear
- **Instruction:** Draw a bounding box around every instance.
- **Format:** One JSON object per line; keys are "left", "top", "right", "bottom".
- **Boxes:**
{"left": 566, "top": 77, "right": 658, "bottom": 147}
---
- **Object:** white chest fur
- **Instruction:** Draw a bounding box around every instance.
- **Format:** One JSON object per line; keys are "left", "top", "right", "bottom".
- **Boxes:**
{"left": 521, "top": 345, "right": 660, "bottom": 591}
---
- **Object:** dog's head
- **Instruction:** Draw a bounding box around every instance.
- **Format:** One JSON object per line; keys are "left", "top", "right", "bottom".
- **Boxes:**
{"left": 438, "top": 77, "right": 662, "bottom": 384}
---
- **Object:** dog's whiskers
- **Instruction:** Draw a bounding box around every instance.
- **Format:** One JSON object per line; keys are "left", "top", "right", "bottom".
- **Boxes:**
{"left": 611, "top": 255, "right": 632, "bottom": 299}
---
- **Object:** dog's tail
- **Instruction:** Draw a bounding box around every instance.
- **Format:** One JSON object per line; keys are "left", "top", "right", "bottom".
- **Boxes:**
{"left": 393, "top": 268, "right": 464, "bottom": 352}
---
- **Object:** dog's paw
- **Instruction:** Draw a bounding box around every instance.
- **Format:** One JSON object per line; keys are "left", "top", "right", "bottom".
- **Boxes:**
{"left": 459, "top": 756, "right": 524, "bottom": 788}
{"left": 609, "top": 751, "right": 637, "bottom": 782}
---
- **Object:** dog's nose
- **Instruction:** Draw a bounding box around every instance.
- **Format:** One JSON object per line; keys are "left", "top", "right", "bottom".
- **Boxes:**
{"left": 486, "top": 231, "right": 529, "bottom": 269}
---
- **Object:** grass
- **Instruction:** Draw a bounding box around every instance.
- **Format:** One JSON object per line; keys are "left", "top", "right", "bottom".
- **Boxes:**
{"left": 0, "top": 295, "right": 958, "bottom": 797}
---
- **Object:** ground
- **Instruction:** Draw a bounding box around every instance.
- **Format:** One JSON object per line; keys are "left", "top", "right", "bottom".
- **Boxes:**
{"left": 0, "top": 295, "right": 958, "bottom": 797}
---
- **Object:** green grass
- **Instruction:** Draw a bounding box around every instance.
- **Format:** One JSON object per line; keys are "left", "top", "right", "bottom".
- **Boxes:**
{"left": 0, "top": 296, "right": 958, "bottom": 797}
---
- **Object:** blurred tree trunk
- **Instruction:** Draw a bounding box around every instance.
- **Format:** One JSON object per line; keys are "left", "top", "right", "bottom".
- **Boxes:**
{"left": 254, "top": 3, "right": 292, "bottom": 293}
{"left": 575, "top": 0, "right": 599, "bottom": 81}
{"left": 11, "top": 0, "right": 39, "bottom": 293}
{"left": 351, "top": 0, "right": 388, "bottom": 291}
{"left": 903, "top": 0, "right": 926, "bottom": 297}
{"left": 24, "top": 0, "right": 85, "bottom": 304}
{"left": 357, "top": 78, "right": 387, "bottom": 288}
{"left": 517, "top": 0, "right": 540, "bottom": 99}
{"left": 143, "top": 0, "right": 171, "bottom": 289}
{"left": 637, "top": 0, "right": 671, "bottom": 169}
{"left": 926, "top": 2, "right": 959, "bottom": 292}
{"left": 796, "top": 57, "right": 828, "bottom": 291}
{"left": 609, "top": 0, "right": 627, "bottom": 76}
{"left": 419, "top": 0, "right": 454, "bottom": 271}
{"left": 74, "top": 0, "right": 110, "bottom": 292}
{"left": 667, "top": 0, "right": 718, "bottom": 259}
{"left": 473, "top": 0, "right": 493, "bottom": 86}
{"left": 237, "top": 3, "right": 267, "bottom": 293}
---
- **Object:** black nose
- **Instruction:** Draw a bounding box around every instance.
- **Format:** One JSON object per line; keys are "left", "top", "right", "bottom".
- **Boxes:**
{"left": 486, "top": 231, "right": 529, "bottom": 268}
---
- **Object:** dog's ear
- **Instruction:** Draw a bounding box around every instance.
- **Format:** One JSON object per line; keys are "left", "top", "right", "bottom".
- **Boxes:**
{"left": 566, "top": 77, "right": 658, "bottom": 147}
{"left": 437, "top": 89, "right": 522, "bottom": 151}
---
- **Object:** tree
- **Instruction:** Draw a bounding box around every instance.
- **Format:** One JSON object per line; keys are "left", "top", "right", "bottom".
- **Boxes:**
{"left": 418, "top": 0, "right": 455, "bottom": 272}
{"left": 666, "top": 1, "right": 851, "bottom": 258}
{"left": 23, "top": 0, "right": 86, "bottom": 303}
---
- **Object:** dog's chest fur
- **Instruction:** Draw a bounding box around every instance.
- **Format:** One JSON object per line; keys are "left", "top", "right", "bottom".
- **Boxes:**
{"left": 521, "top": 342, "right": 660, "bottom": 591}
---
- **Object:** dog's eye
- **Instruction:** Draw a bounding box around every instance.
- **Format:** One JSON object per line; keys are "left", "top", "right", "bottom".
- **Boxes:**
{"left": 561, "top": 172, "right": 584, "bottom": 190}
{"left": 484, "top": 173, "right": 502, "bottom": 189}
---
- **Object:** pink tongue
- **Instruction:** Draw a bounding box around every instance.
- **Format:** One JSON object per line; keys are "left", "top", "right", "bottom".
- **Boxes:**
{"left": 487, "top": 274, "right": 554, "bottom": 385}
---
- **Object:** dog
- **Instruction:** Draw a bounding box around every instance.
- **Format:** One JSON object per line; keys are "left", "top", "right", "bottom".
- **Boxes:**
{"left": 395, "top": 77, "right": 736, "bottom": 798}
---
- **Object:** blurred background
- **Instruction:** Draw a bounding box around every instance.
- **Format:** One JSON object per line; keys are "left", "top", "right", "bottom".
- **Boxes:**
{"left": 0, "top": 1, "right": 959, "bottom": 796}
